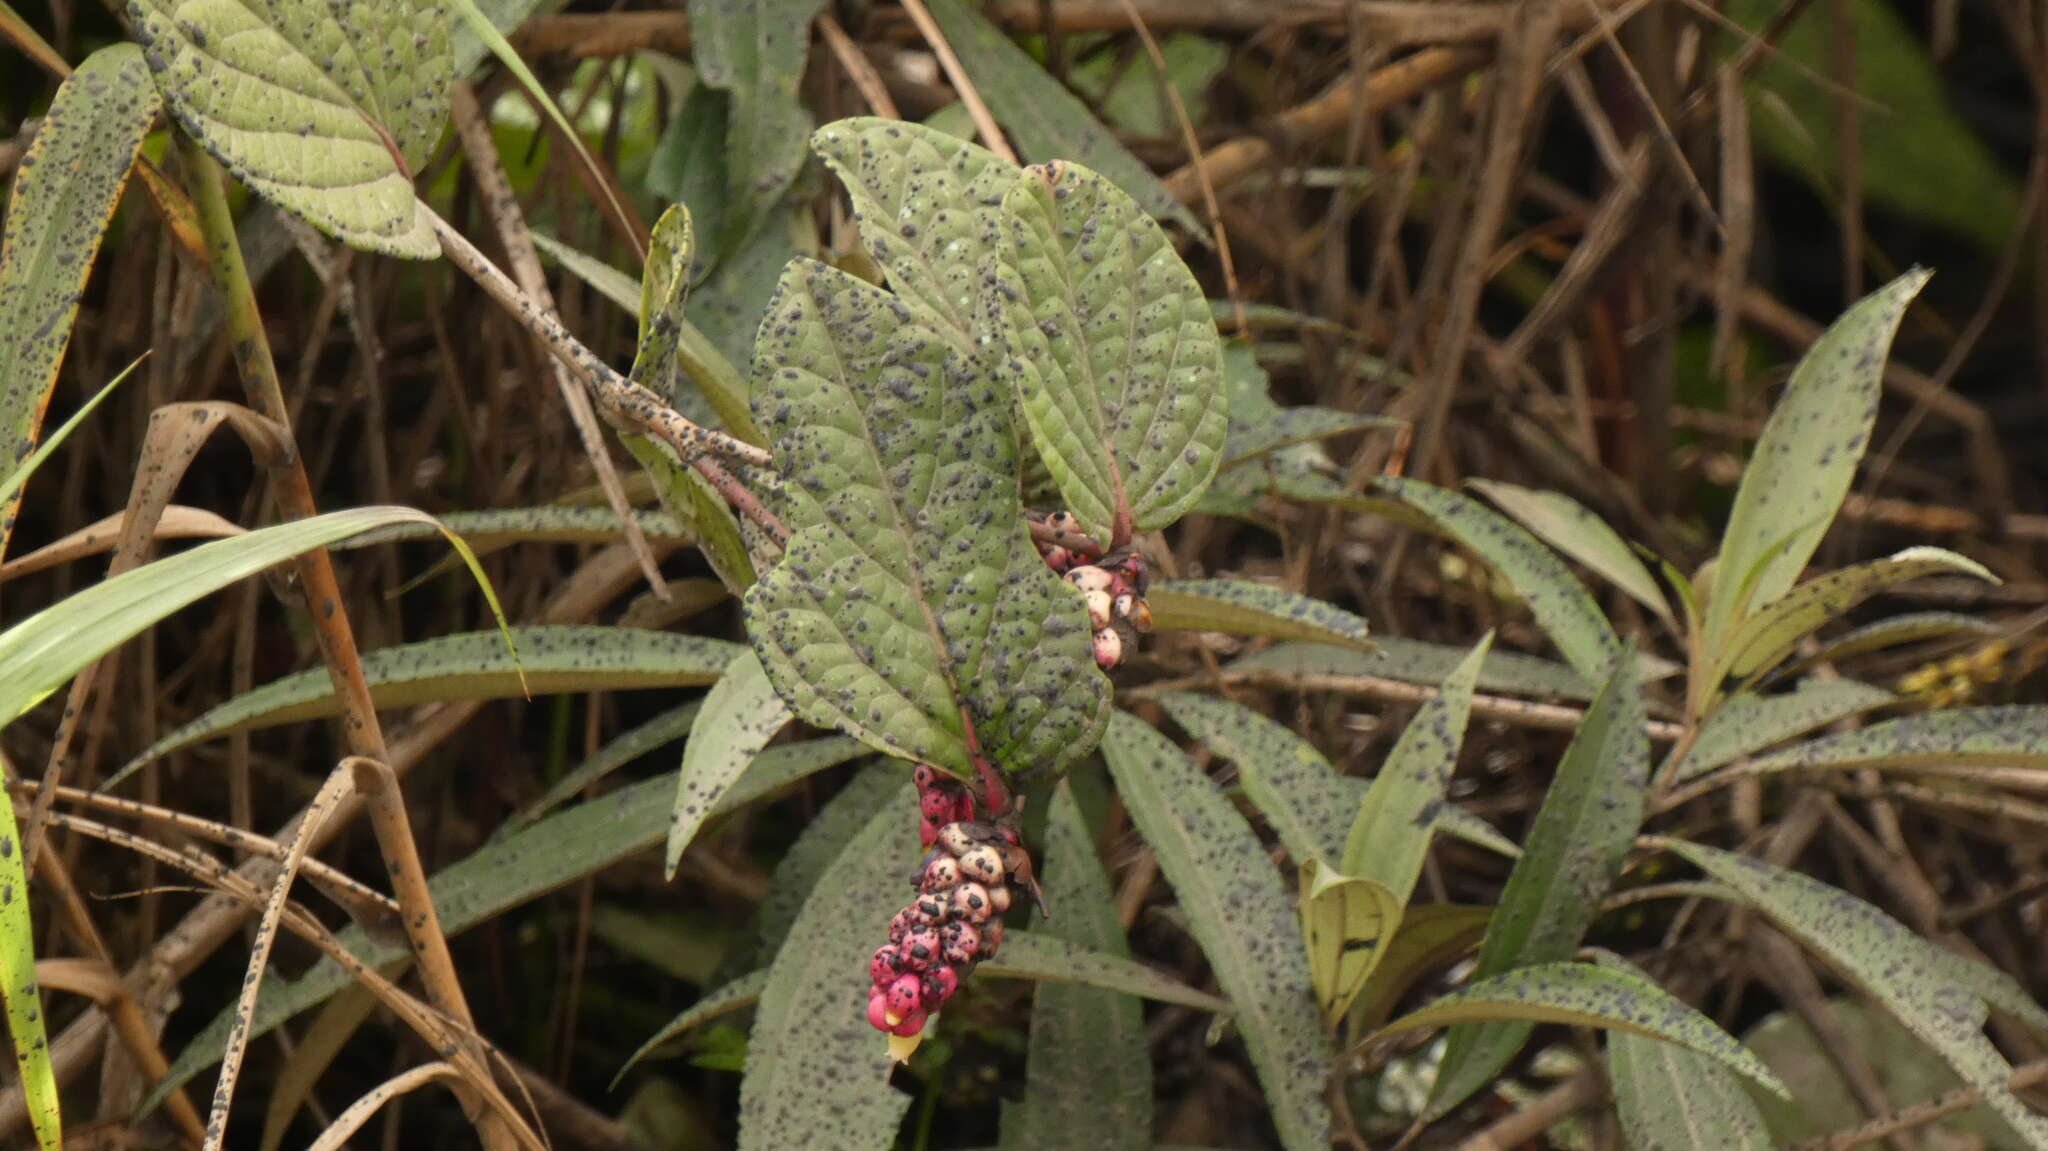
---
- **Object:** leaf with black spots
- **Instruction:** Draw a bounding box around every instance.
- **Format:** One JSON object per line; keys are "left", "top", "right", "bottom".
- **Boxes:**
{"left": 1148, "top": 580, "right": 1370, "bottom": 652}
{"left": 1745, "top": 705, "right": 2048, "bottom": 777}
{"left": 1670, "top": 678, "right": 1893, "bottom": 783}
{"left": 666, "top": 651, "right": 794, "bottom": 877}
{"left": 1468, "top": 479, "right": 1672, "bottom": 626}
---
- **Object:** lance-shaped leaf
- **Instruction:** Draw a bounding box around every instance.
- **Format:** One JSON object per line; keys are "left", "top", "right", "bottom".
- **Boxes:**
{"left": 1231, "top": 639, "right": 1600, "bottom": 701}
{"left": 633, "top": 203, "right": 762, "bottom": 444}
{"left": 113, "top": 627, "right": 740, "bottom": 784}
{"left": 1157, "top": 692, "right": 1351, "bottom": 864}
{"left": 0, "top": 45, "right": 159, "bottom": 565}
{"left": 811, "top": 118, "right": 1016, "bottom": 343}
{"left": 1611, "top": 1025, "right": 1775, "bottom": 1150}
{"left": 1664, "top": 839, "right": 2048, "bottom": 1143}
{"left": 1468, "top": 479, "right": 1672, "bottom": 625}
{"left": 1148, "top": 580, "right": 1370, "bottom": 652}
{"left": 1704, "top": 270, "right": 1930, "bottom": 646}
{"left": 126, "top": 0, "right": 450, "bottom": 256}
{"left": 1746, "top": 705, "right": 2048, "bottom": 776}
{"left": 1004, "top": 781, "right": 1150, "bottom": 1151}
{"left": 1717, "top": 547, "right": 1994, "bottom": 679}
{"left": 1670, "top": 678, "right": 1893, "bottom": 783}
{"left": 0, "top": 768, "right": 55, "bottom": 1151}
{"left": 1222, "top": 408, "right": 1401, "bottom": 469}
{"left": 501, "top": 702, "right": 702, "bottom": 837}
{"left": 731, "top": 763, "right": 900, "bottom": 974}
{"left": 689, "top": 0, "right": 823, "bottom": 255}
{"left": 336, "top": 506, "right": 690, "bottom": 552}
{"left": 616, "top": 969, "right": 768, "bottom": 1083}
{"left": 148, "top": 736, "right": 871, "bottom": 1111}
{"left": 1428, "top": 652, "right": 1647, "bottom": 1119}
{"left": 1350, "top": 905, "right": 1491, "bottom": 1033}
{"left": 989, "top": 162, "right": 1227, "bottom": 543}
{"left": 1805, "top": 611, "right": 1997, "bottom": 669}
{"left": 1100, "top": 711, "right": 1332, "bottom": 1151}
{"left": 1373, "top": 477, "right": 1621, "bottom": 681}
{"left": 667, "top": 651, "right": 793, "bottom": 877}
{"left": 1379, "top": 962, "right": 1785, "bottom": 1098}
{"left": 742, "top": 259, "right": 1109, "bottom": 779}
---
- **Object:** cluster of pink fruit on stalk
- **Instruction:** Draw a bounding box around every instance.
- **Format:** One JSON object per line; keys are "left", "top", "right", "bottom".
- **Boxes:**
{"left": 865, "top": 765, "right": 1033, "bottom": 1039}
{"left": 1034, "top": 511, "right": 1151, "bottom": 670}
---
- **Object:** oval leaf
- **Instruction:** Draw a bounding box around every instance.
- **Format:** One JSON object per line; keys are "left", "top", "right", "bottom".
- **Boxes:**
{"left": 667, "top": 651, "right": 794, "bottom": 878}
{"left": 127, "top": 0, "right": 450, "bottom": 256}
{"left": 1148, "top": 580, "right": 1370, "bottom": 652}
{"left": 990, "top": 162, "right": 1227, "bottom": 541}
{"left": 742, "top": 258, "right": 1109, "bottom": 779}
{"left": 1672, "top": 678, "right": 1893, "bottom": 783}
{"left": 1100, "top": 711, "right": 1332, "bottom": 1151}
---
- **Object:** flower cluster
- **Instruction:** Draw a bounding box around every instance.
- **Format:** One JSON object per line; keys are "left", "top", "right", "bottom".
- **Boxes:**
{"left": 865, "top": 766, "right": 1028, "bottom": 1043}
{"left": 1034, "top": 511, "right": 1152, "bottom": 669}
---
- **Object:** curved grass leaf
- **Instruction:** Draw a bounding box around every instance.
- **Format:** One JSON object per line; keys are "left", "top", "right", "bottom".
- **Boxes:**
{"left": 918, "top": 0, "right": 1196, "bottom": 231}
{"left": 1100, "top": 711, "right": 1332, "bottom": 1151}
{"left": 1428, "top": 652, "right": 1646, "bottom": 1119}
{"left": 148, "top": 735, "right": 871, "bottom": 1111}
{"left": 990, "top": 162, "right": 1226, "bottom": 541}
{"left": 1467, "top": 479, "right": 1671, "bottom": 625}
{"left": 667, "top": 651, "right": 793, "bottom": 878}
{"left": 1746, "top": 705, "right": 2048, "bottom": 777}
{"left": 1703, "top": 270, "right": 1930, "bottom": 647}
{"left": 1004, "top": 780, "right": 1149, "bottom": 1151}
{"left": 1230, "top": 639, "right": 1598, "bottom": 701}
{"left": 633, "top": 203, "right": 762, "bottom": 445}
{"left": 1611, "top": 1030, "right": 1774, "bottom": 1151}
{"left": 1148, "top": 580, "right": 1370, "bottom": 652}
{"left": 1373, "top": 477, "right": 1621, "bottom": 680}
{"left": 500, "top": 702, "right": 701, "bottom": 837}
{"left": 1806, "top": 611, "right": 1998, "bottom": 669}
{"left": 616, "top": 969, "right": 768, "bottom": 1084}
{"left": 1434, "top": 808, "right": 1522, "bottom": 860}
{"left": 1719, "top": 547, "right": 1994, "bottom": 679}
{"left": 336, "top": 506, "right": 689, "bottom": 551}
{"left": 1671, "top": 678, "right": 1893, "bottom": 783}
{"left": 738, "top": 784, "right": 916, "bottom": 1148}
{"left": 1380, "top": 962, "right": 1786, "bottom": 1097}
{"left": 810, "top": 118, "right": 1014, "bottom": 345}
{"left": 0, "top": 45, "right": 159, "bottom": 566}
{"left": 689, "top": 0, "right": 823, "bottom": 255}
{"left": 0, "top": 358, "right": 141, "bottom": 538}
{"left": 127, "top": 0, "right": 450, "bottom": 256}
{"left": 529, "top": 231, "right": 640, "bottom": 312}
{"left": 1156, "top": 692, "right": 1350, "bottom": 864}
{"left": 114, "top": 627, "right": 740, "bottom": 783}
{"left": 0, "top": 766, "right": 55, "bottom": 1150}
{"left": 743, "top": 259, "right": 1109, "bottom": 779}
{"left": 1664, "top": 839, "right": 2048, "bottom": 1143}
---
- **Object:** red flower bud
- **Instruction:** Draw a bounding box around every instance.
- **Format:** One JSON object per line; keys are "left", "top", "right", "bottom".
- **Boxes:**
{"left": 918, "top": 816, "right": 941, "bottom": 849}
{"left": 919, "top": 788, "right": 954, "bottom": 821}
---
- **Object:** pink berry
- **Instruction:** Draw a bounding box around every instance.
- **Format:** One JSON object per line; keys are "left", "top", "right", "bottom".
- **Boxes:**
{"left": 886, "top": 973, "right": 923, "bottom": 1019}
{"left": 889, "top": 1009, "right": 928, "bottom": 1037}
{"left": 867, "top": 988, "right": 891, "bottom": 1031}
{"left": 958, "top": 845, "right": 1004, "bottom": 885}
{"left": 940, "top": 921, "right": 981, "bottom": 966}
{"left": 1067, "top": 565, "right": 1113, "bottom": 594}
{"left": 1083, "top": 588, "right": 1114, "bottom": 630}
{"left": 912, "top": 763, "right": 940, "bottom": 790}
{"left": 871, "top": 945, "right": 903, "bottom": 985}
{"left": 987, "top": 884, "right": 1012, "bottom": 914}
{"left": 921, "top": 965, "right": 959, "bottom": 1003}
{"left": 921, "top": 856, "right": 962, "bottom": 891}
{"left": 913, "top": 893, "right": 949, "bottom": 923}
{"left": 1041, "top": 545, "right": 1072, "bottom": 570}
{"left": 1123, "top": 595, "right": 1153, "bottom": 633}
{"left": 950, "top": 794, "right": 976, "bottom": 823}
{"left": 937, "top": 822, "right": 978, "bottom": 857}
{"left": 901, "top": 926, "right": 941, "bottom": 970}
{"left": 919, "top": 788, "right": 954, "bottom": 821}
{"left": 918, "top": 816, "right": 940, "bottom": 849}
{"left": 887, "top": 909, "right": 917, "bottom": 943}
{"left": 951, "top": 882, "right": 992, "bottom": 922}
{"left": 1093, "top": 627, "right": 1122, "bottom": 669}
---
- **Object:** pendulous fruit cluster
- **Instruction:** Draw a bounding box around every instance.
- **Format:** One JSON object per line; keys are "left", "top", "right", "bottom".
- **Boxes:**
{"left": 865, "top": 766, "right": 1031, "bottom": 1043}
{"left": 1035, "top": 511, "right": 1151, "bottom": 670}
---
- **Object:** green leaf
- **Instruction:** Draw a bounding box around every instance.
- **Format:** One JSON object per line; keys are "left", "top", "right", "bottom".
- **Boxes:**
{"left": 1156, "top": 692, "right": 1350, "bottom": 864}
{"left": 0, "top": 357, "right": 140, "bottom": 527}
{"left": 742, "top": 258, "right": 1109, "bottom": 779}
{"left": 500, "top": 702, "right": 702, "bottom": 837}
{"left": 1611, "top": 1030, "right": 1774, "bottom": 1151}
{"left": 113, "top": 627, "right": 741, "bottom": 784}
{"left": 625, "top": 437, "right": 758, "bottom": 594}
{"left": 1373, "top": 477, "right": 1621, "bottom": 681}
{"left": 127, "top": 0, "right": 450, "bottom": 256}
{"left": 1230, "top": 639, "right": 1601, "bottom": 701}
{"left": 1806, "top": 611, "right": 1998, "bottom": 669}
{"left": 1703, "top": 270, "right": 1931, "bottom": 649}
{"left": 1380, "top": 962, "right": 1786, "bottom": 1098}
{"left": 810, "top": 118, "right": 1015, "bottom": 346}
{"left": 990, "top": 162, "right": 1227, "bottom": 541}
{"left": 1100, "top": 711, "right": 1332, "bottom": 1151}
{"left": 986, "top": 931, "right": 1228, "bottom": 1014}
{"left": 1670, "top": 678, "right": 1893, "bottom": 783}
{"left": 1342, "top": 636, "right": 1490, "bottom": 897}
{"left": 1718, "top": 547, "right": 1994, "bottom": 680}
{"left": 1004, "top": 780, "right": 1150, "bottom": 1151}
{"left": 1222, "top": 408, "right": 1400, "bottom": 470}
{"left": 0, "top": 46, "right": 159, "bottom": 566}
{"left": 616, "top": 970, "right": 768, "bottom": 1083}
{"left": 738, "top": 785, "right": 916, "bottom": 1149}
{"left": 1428, "top": 652, "right": 1647, "bottom": 1119}
{"left": 917, "top": 0, "right": 1197, "bottom": 232}
{"left": 1349, "top": 904, "right": 1491, "bottom": 1033}
{"left": 1664, "top": 839, "right": 2048, "bottom": 1143}
{"left": 1467, "top": 479, "right": 1672, "bottom": 625}
{"left": 667, "top": 651, "right": 793, "bottom": 878}
{"left": 529, "top": 230, "right": 641, "bottom": 312}
{"left": 148, "top": 736, "right": 871, "bottom": 1111}
{"left": 1148, "top": 581, "right": 1370, "bottom": 652}
{"left": 336, "top": 505, "right": 689, "bottom": 551}
{"left": 1296, "top": 863, "right": 1402, "bottom": 1027}
{"left": 632, "top": 204, "right": 764, "bottom": 445}
{"left": 734, "top": 763, "right": 900, "bottom": 974}
{"left": 1746, "top": 705, "right": 2048, "bottom": 777}
{"left": 0, "top": 760, "right": 56, "bottom": 1151}
{"left": 689, "top": 0, "right": 824, "bottom": 254}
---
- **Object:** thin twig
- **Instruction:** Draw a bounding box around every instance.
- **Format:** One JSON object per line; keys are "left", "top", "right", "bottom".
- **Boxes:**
{"left": 900, "top": 0, "right": 1021, "bottom": 165}
{"left": 819, "top": 14, "right": 901, "bottom": 118}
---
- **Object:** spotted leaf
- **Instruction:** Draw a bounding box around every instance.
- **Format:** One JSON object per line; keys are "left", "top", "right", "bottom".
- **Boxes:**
{"left": 0, "top": 45, "right": 159, "bottom": 566}
{"left": 1231, "top": 638, "right": 1601, "bottom": 701}
{"left": 688, "top": 0, "right": 823, "bottom": 255}
{"left": 666, "top": 651, "right": 794, "bottom": 877}
{"left": 1101, "top": 711, "right": 1333, "bottom": 1151}
{"left": 1611, "top": 1027, "right": 1774, "bottom": 1150}
{"left": 742, "top": 259, "right": 1109, "bottom": 779}
{"left": 1746, "top": 705, "right": 2048, "bottom": 777}
{"left": 1670, "top": 678, "right": 1893, "bottom": 783}
{"left": 1717, "top": 546, "right": 1993, "bottom": 679}
{"left": 1468, "top": 479, "right": 1672, "bottom": 626}
{"left": 1148, "top": 580, "right": 1370, "bottom": 652}
{"left": 989, "top": 162, "right": 1227, "bottom": 542}
{"left": 127, "top": 0, "right": 449, "bottom": 256}
{"left": 1704, "top": 269, "right": 1931, "bottom": 647}
{"left": 1157, "top": 691, "right": 1352, "bottom": 864}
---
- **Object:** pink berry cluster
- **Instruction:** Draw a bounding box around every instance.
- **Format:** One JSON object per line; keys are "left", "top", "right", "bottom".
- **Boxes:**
{"left": 865, "top": 765, "right": 1029, "bottom": 1040}
{"left": 1034, "top": 511, "right": 1152, "bottom": 670}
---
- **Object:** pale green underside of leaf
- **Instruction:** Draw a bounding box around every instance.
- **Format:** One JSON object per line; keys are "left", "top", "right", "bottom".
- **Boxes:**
{"left": 1666, "top": 840, "right": 2048, "bottom": 1144}
{"left": 1004, "top": 781, "right": 1150, "bottom": 1151}
{"left": 667, "top": 651, "right": 793, "bottom": 877}
{"left": 742, "top": 258, "right": 1108, "bottom": 778}
{"left": 1705, "top": 269, "right": 1930, "bottom": 647}
{"left": 149, "top": 735, "right": 870, "bottom": 1110}
{"left": 1746, "top": 705, "right": 2048, "bottom": 776}
{"left": 335, "top": 505, "right": 689, "bottom": 551}
{"left": 1467, "top": 479, "right": 1672, "bottom": 624}
{"left": 1148, "top": 580, "right": 1370, "bottom": 651}
{"left": 991, "top": 164, "right": 1226, "bottom": 540}
{"left": 1672, "top": 678, "right": 1893, "bottom": 783}
{"left": 115, "top": 626, "right": 741, "bottom": 783}
{"left": 1100, "top": 711, "right": 1333, "bottom": 1151}
{"left": 1372, "top": 477, "right": 1622, "bottom": 681}
{"left": 1719, "top": 547, "right": 1993, "bottom": 679}
{"left": 1381, "top": 962, "right": 1786, "bottom": 1098}
{"left": 917, "top": 0, "right": 1197, "bottom": 232}
{"left": 127, "top": 0, "right": 450, "bottom": 256}
{"left": 1156, "top": 691, "right": 1352, "bottom": 865}
{"left": 688, "top": 0, "right": 822, "bottom": 254}
{"left": 0, "top": 45, "right": 159, "bottom": 571}
{"left": 626, "top": 434, "right": 757, "bottom": 593}
{"left": 1611, "top": 1031, "right": 1774, "bottom": 1151}
{"left": 1429, "top": 655, "right": 1646, "bottom": 1119}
